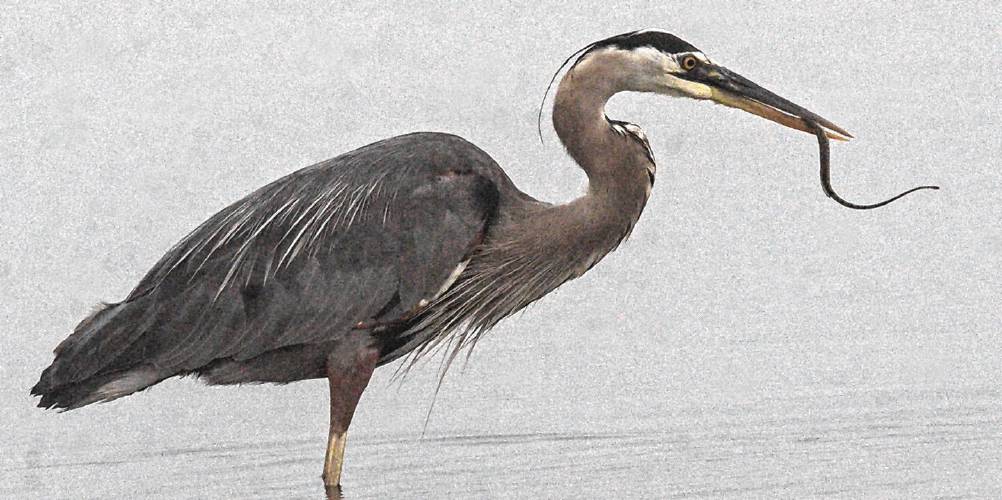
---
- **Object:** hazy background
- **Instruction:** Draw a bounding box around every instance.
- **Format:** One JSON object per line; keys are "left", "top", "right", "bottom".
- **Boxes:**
{"left": 2, "top": 1, "right": 999, "bottom": 498}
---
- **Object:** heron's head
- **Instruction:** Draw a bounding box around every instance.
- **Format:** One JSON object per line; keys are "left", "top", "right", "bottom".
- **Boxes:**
{"left": 560, "top": 30, "right": 851, "bottom": 141}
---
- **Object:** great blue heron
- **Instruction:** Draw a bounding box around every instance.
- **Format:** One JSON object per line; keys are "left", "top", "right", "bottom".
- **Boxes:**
{"left": 32, "top": 30, "right": 933, "bottom": 493}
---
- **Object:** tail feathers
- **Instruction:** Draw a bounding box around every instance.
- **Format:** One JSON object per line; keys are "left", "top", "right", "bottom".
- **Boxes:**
{"left": 31, "top": 365, "right": 164, "bottom": 410}
{"left": 53, "top": 301, "right": 121, "bottom": 357}
{"left": 32, "top": 299, "right": 163, "bottom": 411}
{"left": 47, "top": 301, "right": 152, "bottom": 387}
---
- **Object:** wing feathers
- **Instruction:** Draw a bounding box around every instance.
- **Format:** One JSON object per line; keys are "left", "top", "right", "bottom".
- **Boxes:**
{"left": 33, "top": 133, "right": 503, "bottom": 407}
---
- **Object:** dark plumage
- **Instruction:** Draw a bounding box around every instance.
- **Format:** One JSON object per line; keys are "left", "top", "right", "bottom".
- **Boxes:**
{"left": 32, "top": 132, "right": 522, "bottom": 409}
{"left": 592, "top": 29, "right": 701, "bottom": 55}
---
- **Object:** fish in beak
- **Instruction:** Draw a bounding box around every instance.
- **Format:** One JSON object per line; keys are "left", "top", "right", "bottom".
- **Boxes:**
{"left": 679, "top": 62, "right": 853, "bottom": 142}
{"left": 667, "top": 57, "right": 939, "bottom": 209}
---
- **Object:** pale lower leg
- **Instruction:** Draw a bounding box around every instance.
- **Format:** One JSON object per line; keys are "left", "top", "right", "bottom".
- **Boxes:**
{"left": 321, "top": 335, "right": 379, "bottom": 493}
{"left": 323, "top": 427, "right": 348, "bottom": 491}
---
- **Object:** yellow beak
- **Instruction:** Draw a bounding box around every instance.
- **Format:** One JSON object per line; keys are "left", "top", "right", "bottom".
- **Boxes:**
{"left": 679, "top": 64, "right": 853, "bottom": 142}
{"left": 709, "top": 86, "right": 852, "bottom": 142}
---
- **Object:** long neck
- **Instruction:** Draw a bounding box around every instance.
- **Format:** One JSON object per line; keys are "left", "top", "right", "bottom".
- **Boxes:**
{"left": 405, "top": 57, "right": 657, "bottom": 347}
{"left": 552, "top": 65, "right": 625, "bottom": 190}
{"left": 536, "top": 61, "right": 653, "bottom": 273}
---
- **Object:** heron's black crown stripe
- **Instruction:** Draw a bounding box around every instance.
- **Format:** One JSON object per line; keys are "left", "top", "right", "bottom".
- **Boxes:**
{"left": 592, "top": 30, "right": 700, "bottom": 55}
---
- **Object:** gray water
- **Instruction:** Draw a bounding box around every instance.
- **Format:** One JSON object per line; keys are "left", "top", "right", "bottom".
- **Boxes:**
{"left": 2, "top": 2, "right": 1000, "bottom": 498}
{"left": 5, "top": 339, "right": 1002, "bottom": 498}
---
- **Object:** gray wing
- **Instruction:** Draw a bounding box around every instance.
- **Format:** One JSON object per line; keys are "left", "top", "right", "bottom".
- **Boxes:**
{"left": 35, "top": 132, "right": 503, "bottom": 404}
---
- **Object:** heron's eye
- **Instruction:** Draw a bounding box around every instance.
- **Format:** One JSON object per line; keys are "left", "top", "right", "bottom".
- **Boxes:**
{"left": 680, "top": 55, "right": 698, "bottom": 71}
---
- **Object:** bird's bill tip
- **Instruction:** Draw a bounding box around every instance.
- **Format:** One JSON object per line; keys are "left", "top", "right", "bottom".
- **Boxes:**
{"left": 708, "top": 86, "right": 853, "bottom": 142}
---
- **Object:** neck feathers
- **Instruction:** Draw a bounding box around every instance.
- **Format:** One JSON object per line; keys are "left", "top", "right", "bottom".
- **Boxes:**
{"left": 468, "top": 47, "right": 660, "bottom": 308}
{"left": 393, "top": 49, "right": 660, "bottom": 367}
{"left": 551, "top": 49, "right": 656, "bottom": 219}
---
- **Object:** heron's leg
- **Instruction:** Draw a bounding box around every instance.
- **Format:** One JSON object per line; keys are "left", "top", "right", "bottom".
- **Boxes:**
{"left": 323, "top": 334, "right": 379, "bottom": 495}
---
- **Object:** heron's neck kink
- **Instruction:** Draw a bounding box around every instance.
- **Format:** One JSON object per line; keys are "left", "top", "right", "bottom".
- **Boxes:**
{"left": 541, "top": 67, "right": 653, "bottom": 287}
{"left": 551, "top": 70, "right": 616, "bottom": 179}
{"left": 552, "top": 63, "right": 653, "bottom": 220}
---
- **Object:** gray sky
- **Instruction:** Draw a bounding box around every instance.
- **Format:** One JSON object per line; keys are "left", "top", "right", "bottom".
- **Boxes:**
{"left": 1, "top": 2, "right": 1000, "bottom": 493}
